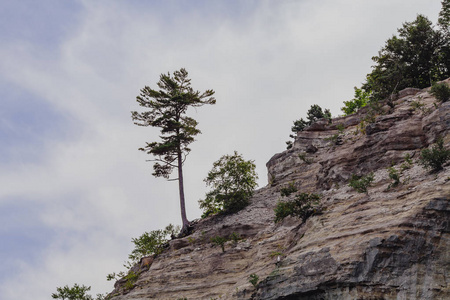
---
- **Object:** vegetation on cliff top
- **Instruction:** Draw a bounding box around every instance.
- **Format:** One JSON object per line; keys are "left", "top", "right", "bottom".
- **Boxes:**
{"left": 286, "top": 104, "right": 331, "bottom": 149}
{"left": 419, "top": 137, "right": 450, "bottom": 172}
{"left": 342, "top": 0, "right": 450, "bottom": 115}
{"left": 274, "top": 182, "right": 322, "bottom": 223}
{"left": 52, "top": 284, "right": 107, "bottom": 300}
{"left": 199, "top": 151, "right": 258, "bottom": 217}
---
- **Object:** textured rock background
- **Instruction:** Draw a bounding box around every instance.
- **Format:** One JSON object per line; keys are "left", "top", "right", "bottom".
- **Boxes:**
{"left": 109, "top": 80, "right": 450, "bottom": 300}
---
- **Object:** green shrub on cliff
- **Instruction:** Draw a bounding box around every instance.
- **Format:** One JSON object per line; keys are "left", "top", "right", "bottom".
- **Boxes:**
{"left": 128, "top": 224, "right": 179, "bottom": 262}
{"left": 342, "top": 2, "right": 450, "bottom": 115}
{"left": 107, "top": 224, "right": 179, "bottom": 283}
{"left": 210, "top": 236, "right": 228, "bottom": 252}
{"left": 52, "top": 284, "right": 107, "bottom": 300}
{"left": 387, "top": 166, "right": 401, "bottom": 189}
{"left": 274, "top": 192, "right": 321, "bottom": 223}
{"left": 431, "top": 82, "right": 450, "bottom": 102}
{"left": 341, "top": 87, "right": 371, "bottom": 115}
{"left": 348, "top": 172, "right": 374, "bottom": 194}
{"left": 279, "top": 182, "right": 298, "bottom": 197}
{"left": 419, "top": 138, "right": 450, "bottom": 172}
{"left": 249, "top": 273, "right": 259, "bottom": 287}
{"left": 286, "top": 104, "right": 331, "bottom": 149}
{"left": 199, "top": 151, "right": 258, "bottom": 217}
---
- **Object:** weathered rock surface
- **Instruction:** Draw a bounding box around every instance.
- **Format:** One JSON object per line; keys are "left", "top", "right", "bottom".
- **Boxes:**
{"left": 109, "top": 80, "right": 450, "bottom": 300}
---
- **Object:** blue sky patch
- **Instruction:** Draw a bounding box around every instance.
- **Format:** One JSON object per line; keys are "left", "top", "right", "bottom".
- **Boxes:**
{"left": 0, "top": 80, "right": 73, "bottom": 164}
{"left": 0, "top": 199, "right": 55, "bottom": 282}
{"left": 0, "top": 0, "right": 82, "bottom": 48}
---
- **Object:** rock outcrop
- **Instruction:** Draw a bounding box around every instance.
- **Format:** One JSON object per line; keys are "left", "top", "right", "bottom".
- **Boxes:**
{"left": 109, "top": 80, "right": 450, "bottom": 300}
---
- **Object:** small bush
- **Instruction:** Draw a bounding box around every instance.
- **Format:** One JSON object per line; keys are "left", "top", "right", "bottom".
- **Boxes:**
{"left": 387, "top": 166, "right": 400, "bottom": 189}
{"left": 274, "top": 201, "right": 297, "bottom": 222}
{"left": 348, "top": 172, "right": 374, "bottom": 194}
{"left": 52, "top": 284, "right": 97, "bottom": 300}
{"left": 411, "top": 99, "right": 425, "bottom": 110}
{"left": 128, "top": 224, "right": 179, "bottom": 263}
{"left": 229, "top": 232, "right": 242, "bottom": 243}
{"left": 249, "top": 274, "right": 259, "bottom": 287}
{"left": 269, "top": 251, "right": 284, "bottom": 258}
{"left": 298, "top": 152, "right": 313, "bottom": 164}
{"left": 107, "top": 224, "right": 179, "bottom": 283}
{"left": 419, "top": 138, "right": 450, "bottom": 172}
{"left": 341, "top": 87, "right": 371, "bottom": 115}
{"left": 274, "top": 193, "right": 321, "bottom": 223}
{"left": 430, "top": 82, "right": 450, "bottom": 102}
{"left": 400, "top": 153, "right": 413, "bottom": 171}
{"left": 124, "top": 271, "right": 138, "bottom": 290}
{"left": 286, "top": 104, "right": 332, "bottom": 147}
{"left": 325, "top": 133, "right": 343, "bottom": 146}
{"left": 279, "top": 182, "right": 298, "bottom": 197}
{"left": 199, "top": 151, "right": 258, "bottom": 217}
{"left": 211, "top": 236, "right": 228, "bottom": 252}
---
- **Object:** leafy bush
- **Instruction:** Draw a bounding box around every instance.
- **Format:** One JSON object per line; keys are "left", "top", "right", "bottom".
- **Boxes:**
{"left": 341, "top": 87, "right": 371, "bottom": 115}
{"left": 411, "top": 99, "right": 425, "bottom": 110}
{"left": 52, "top": 284, "right": 107, "bottom": 300}
{"left": 307, "top": 104, "right": 332, "bottom": 123}
{"left": 362, "top": 13, "right": 449, "bottom": 103}
{"left": 107, "top": 224, "right": 179, "bottom": 283}
{"left": 123, "top": 271, "right": 139, "bottom": 290}
{"left": 211, "top": 236, "right": 228, "bottom": 252}
{"left": 287, "top": 104, "right": 331, "bottom": 148}
{"left": 419, "top": 138, "right": 450, "bottom": 172}
{"left": 274, "top": 193, "right": 321, "bottom": 223}
{"left": 229, "top": 232, "right": 242, "bottom": 243}
{"left": 128, "top": 224, "right": 179, "bottom": 263}
{"left": 210, "top": 232, "right": 243, "bottom": 252}
{"left": 325, "top": 133, "right": 343, "bottom": 146}
{"left": 199, "top": 151, "right": 258, "bottom": 217}
{"left": 249, "top": 274, "right": 259, "bottom": 287}
{"left": 298, "top": 152, "right": 313, "bottom": 164}
{"left": 343, "top": 2, "right": 450, "bottom": 115}
{"left": 348, "top": 173, "right": 374, "bottom": 194}
{"left": 401, "top": 153, "right": 413, "bottom": 171}
{"left": 430, "top": 82, "right": 450, "bottom": 102}
{"left": 279, "top": 182, "right": 298, "bottom": 197}
{"left": 387, "top": 166, "right": 401, "bottom": 189}
{"left": 269, "top": 251, "right": 285, "bottom": 258}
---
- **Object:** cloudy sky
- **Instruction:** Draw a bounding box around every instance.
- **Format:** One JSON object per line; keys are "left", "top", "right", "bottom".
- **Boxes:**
{"left": 0, "top": 0, "right": 443, "bottom": 298}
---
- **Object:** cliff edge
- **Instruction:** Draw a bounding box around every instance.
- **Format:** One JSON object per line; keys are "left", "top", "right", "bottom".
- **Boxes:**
{"left": 109, "top": 80, "right": 450, "bottom": 300}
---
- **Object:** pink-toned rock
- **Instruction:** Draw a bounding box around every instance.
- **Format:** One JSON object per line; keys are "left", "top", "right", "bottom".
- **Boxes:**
{"left": 140, "top": 256, "right": 154, "bottom": 269}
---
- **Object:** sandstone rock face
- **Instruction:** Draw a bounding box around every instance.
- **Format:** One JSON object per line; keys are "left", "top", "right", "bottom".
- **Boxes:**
{"left": 109, "top": 82, "right": 450, "bottom": 300}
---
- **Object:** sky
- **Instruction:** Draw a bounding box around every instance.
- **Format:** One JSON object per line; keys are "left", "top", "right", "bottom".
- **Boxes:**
{"left": 0, "top": 0, "right": 443, "bottom": 299}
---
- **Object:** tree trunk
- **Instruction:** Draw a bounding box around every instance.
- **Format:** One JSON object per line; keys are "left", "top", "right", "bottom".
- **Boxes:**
{"left": 177, "top": 150, "right": 189, "bottom": 232}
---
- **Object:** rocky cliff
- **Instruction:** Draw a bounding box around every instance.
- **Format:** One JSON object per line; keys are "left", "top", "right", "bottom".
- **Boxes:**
{"left": 109, "top": 80, "right": 450, "bottom": 300}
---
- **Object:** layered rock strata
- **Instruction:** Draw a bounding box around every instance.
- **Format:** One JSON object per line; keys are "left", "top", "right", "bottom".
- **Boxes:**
{"left": 110, "top": 81, "right": 450, "bottom": 300}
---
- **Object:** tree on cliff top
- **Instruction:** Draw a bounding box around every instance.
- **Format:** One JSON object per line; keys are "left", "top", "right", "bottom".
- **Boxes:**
{"left": 131, "top": 68, "right": 216, "bottom": 230}
{"left": 199, "top": 151, "right": 258, "bottom": 217}
{"left": 52, "top": 284, "right": 105, "bottom": 300}
{"left": 362, "top": 6, "right": 450, "bottom": 103}
{"left": 286, "top": 104, "right": 331, "bottom": 149}
{"left": 439, "top": 0, "right": 450, "bottom": 32}
{"left": 341, "top": 2, "right": 450, "bottom": 116}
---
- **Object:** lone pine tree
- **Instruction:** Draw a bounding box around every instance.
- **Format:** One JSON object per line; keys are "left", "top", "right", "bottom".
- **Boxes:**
{"left": 131, "top": 68, "right": 216, "bottom": 231}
